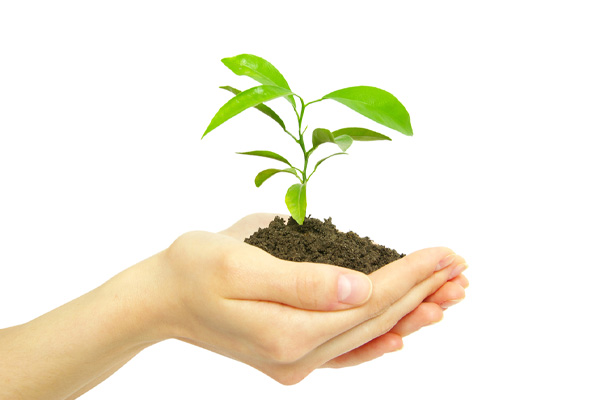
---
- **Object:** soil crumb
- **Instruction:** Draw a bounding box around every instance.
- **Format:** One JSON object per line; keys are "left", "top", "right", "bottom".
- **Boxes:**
{"left": 244, "top": 216, "right": 405, "bottom": 274}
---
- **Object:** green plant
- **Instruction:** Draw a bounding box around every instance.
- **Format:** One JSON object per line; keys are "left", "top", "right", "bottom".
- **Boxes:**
{"left": 202, "top": 54, "right": 413, "bottom": 225}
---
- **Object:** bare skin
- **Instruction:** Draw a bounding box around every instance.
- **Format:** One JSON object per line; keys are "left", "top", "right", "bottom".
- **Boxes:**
{"left": 0, "top": 213, "right": 468, "bottom": 399}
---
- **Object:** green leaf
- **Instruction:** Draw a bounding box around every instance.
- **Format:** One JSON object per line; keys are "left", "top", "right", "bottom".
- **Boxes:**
{"left": 285, "top": 183, "right": 307, "bottom": 225}
{"left": 220, "top": 86, "right": 286, "bottom": 131}
{"left": 313, "top": 152, "right": 348, "bottom": 174}
{"left": 203, "top": 85, "right": 292, "bottom": 137}
{"left": 254, "top": 168, "right": 298, "bottom": 187}
{"left": 236, "top": 150, "right": 293, "bottom": 168}
{"left": 311, "top": 128, "right": 353, "bottom": 152}
{"left": 333, "top": 135, "right": 353, "bottom": 151}
{"left": 322, "top": 86, "right": 413, "bottom": 136}
{"left": 332, "top": 127, "right": 392, "bottom": 141}
{"left": 221, "top": 54, "right": 296, "bottom": 108}
{"left": 312, "top": 128, "right": 334, "bottom": 149}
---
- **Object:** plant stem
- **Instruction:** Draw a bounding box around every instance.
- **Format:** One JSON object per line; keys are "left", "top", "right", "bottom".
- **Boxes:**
{"left": 295, "top": 97, "right": 310, "bottom": 183}
{"left": 304, "top": 98, "right": 324, "bottom": 108}
{"left": 289, "top": 96, "right": 323, "bottom": 223}
{"left": 293, "top": 97, "right": 325, "bottom": 184}
{"left": 297, "top": 132, "right": 309, "bottom": 183}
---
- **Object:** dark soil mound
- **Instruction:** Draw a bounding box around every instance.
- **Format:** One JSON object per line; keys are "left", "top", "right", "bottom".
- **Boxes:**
{"left": 244, "top": 216, "right": 405, "bottom": 274}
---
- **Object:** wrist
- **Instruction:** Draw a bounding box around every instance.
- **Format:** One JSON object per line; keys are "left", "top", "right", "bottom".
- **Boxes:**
{"left": 0, "top": 252, "right": 176, "bottom": 399}
{"left": 117, "top": 250, "right": 182, "bottom": 344}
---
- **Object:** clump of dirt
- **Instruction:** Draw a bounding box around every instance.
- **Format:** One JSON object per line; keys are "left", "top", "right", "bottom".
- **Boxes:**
{"left": 244, "top": 216, "right": 405, "bottom": 274}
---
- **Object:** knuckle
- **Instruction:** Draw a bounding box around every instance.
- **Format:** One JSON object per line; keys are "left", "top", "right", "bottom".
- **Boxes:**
{"left": 372, "top": 315, "right": 397, "bottom": 337}
{"left": 165, "top": 232, "right": 198, "bottom": 268}
{"left": 166, "top": 231, "right": 209, "bottom": 264}
{"left": 372, "top": 314, "right": 401, "bottom": 338}
{"left": 257, "top": 321, "right": 315, "bottom": 365}
{"left": 354, "top": 318, "right": 394, "bottom": 346}
{"left": 265, "top": 365, "right": 311, "bottom": 385}
{"left": 293, "top": 269, "right": 326, "bottom": 310}
{"left": 166, "top": 232, "right": 192, "bottom": 257}
{"left": 218, "top": 248, "right": 241, "bottom": 275}
{"left": 261, "top": 334, "right": 306, "bottom": 364}
{"left": 273, "top": 370, "right": 310, "bottom": 386}
{"left": 366, "top": 290, "right": 395, "bottom": 319}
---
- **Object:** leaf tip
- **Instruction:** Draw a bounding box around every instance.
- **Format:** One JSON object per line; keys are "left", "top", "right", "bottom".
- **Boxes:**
{"left": 201, "top": 125, "right": 213, "bottom": 139}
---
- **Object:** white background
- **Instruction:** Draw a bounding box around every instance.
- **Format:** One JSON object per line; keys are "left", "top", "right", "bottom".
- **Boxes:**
{"left": 1, "top": 1, "right": 599, "bottom": 398}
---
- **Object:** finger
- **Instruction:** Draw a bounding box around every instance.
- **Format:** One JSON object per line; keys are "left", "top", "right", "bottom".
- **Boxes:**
{"left": 389, "top": 302, "right": 444, "bottom": 337}
{"left": 219, "top": 213, "right": 288, "bottom": 241}
{"left": 294, "top": 248, "right": 465, "bottom": 349}
{"left": 300, "top": 260, "right": 460, "bottom": 370}
{"left": 223, "top": 249, "right": 465, "bottom": 380}
{"left": 366, "top": 247, "right": 463, "bottom": 315}
{"left": 223, "top": 240, "right": 373, "bottom": 311}
{"left": 452, "top": 273, "right": 469, "bottom": 288}
{"left": 320, "top": 333, "right": 403, "bottom": 369}
{"left": 424, "top": 281, "right": 466, "bottom": 306}
{"left": 233, "top": 246, "right": 461, "bottom": 315}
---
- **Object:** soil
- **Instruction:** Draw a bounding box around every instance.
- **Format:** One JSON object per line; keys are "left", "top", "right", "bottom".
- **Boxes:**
{"left": 244, "top": 216, "right": 405, "bottom": 274}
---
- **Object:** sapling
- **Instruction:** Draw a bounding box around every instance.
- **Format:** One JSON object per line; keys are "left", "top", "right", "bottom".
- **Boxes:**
{"left": 202, "top": 53, "right": 413, "bottom": 225}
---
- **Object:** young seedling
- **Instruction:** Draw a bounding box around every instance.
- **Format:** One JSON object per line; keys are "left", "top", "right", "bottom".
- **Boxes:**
{"left": 202, "top": 54, "right": 413, "bottom": 225}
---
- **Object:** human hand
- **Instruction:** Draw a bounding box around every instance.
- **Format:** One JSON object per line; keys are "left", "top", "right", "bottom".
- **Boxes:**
{"left": 149, "top": 213, "right": 469, "bottom": 384}
{"left": 323, "top": 267, "right": 468, "bottom": 368}
{"left": 221, "top": 212, "right": 469, "bottom": 368}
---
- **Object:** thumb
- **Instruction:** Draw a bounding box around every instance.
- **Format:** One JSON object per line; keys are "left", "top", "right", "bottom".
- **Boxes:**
{"left": 227, "top": 246, "right": 373, "bottom": 311}
{"left": 336, "top": 272, "right": 373, "bottom": 307}
{"left": 276, "top": 263, "right": 374, "bottom": 311}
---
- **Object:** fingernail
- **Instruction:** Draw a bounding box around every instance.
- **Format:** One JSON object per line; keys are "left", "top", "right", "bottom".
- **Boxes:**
{"left": 448, "top": 263, "right": 468, "bottom": 280}
{"left": 440, "top": 298, "right": 464, "bottom": 309}
{"left": 338, "top": 273, "right": 373, "bottom": 305}
{"left": 435, "top": 254, "right": 456, "bottom": 271}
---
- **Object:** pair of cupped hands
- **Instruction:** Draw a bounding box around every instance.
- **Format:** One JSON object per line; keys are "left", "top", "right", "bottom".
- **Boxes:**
{"left": 154, "top": 213, "right": 468, "bottom": 385}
